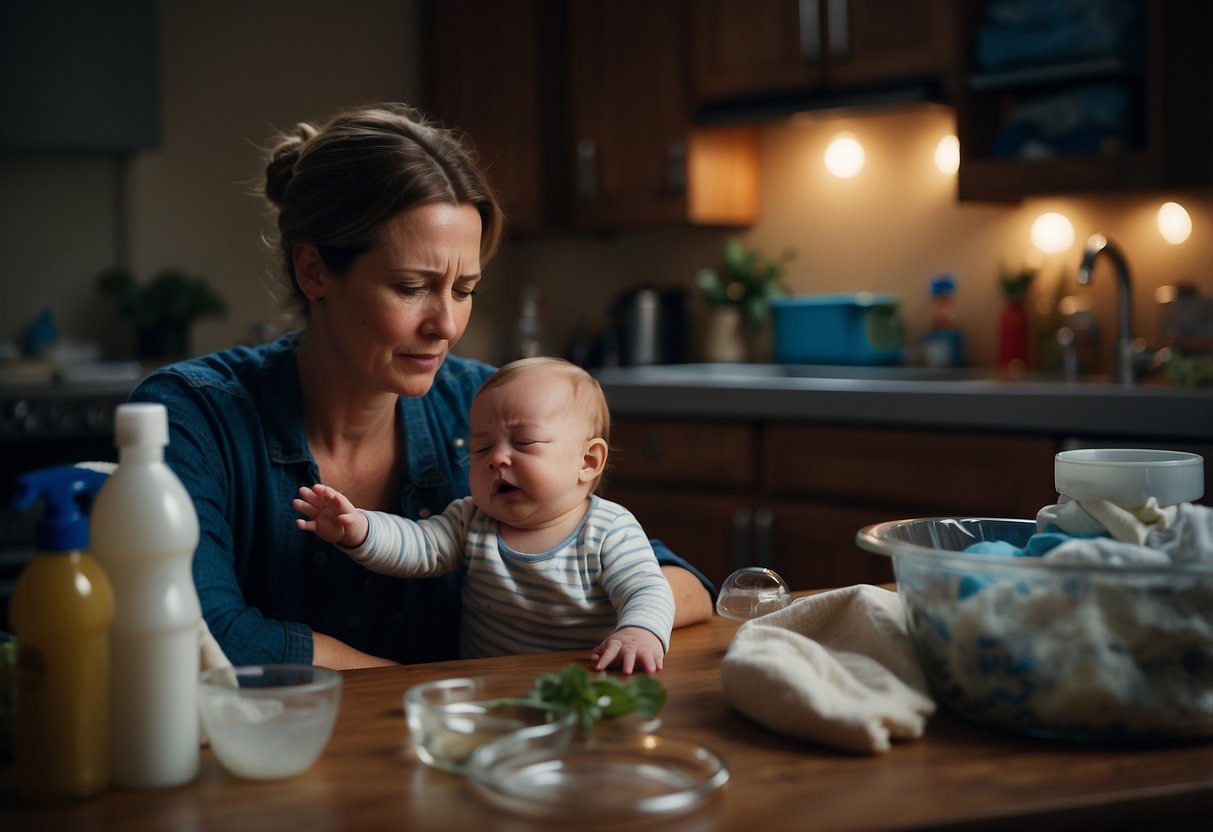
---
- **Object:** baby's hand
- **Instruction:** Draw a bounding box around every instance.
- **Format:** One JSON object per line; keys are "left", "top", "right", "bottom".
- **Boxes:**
{"left": 590, "top": 626, "right": 664, "bottom": 674}
{"left": 293, "top": 484, "right": 368, "bottom": 547}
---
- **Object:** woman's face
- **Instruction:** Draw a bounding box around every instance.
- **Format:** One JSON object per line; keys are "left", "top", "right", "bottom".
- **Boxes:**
{"left": 315, "top": 202, "right": 483, "bottom": 399}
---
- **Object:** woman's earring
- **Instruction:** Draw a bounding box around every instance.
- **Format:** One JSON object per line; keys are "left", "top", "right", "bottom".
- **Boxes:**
{"left": 315, "top": 296, "right": 326, "bottom": 304}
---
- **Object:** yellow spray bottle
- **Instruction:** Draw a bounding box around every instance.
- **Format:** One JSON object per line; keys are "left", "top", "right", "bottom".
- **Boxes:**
{"left": 9, "top": 465, "right": 114, "bottom": 801}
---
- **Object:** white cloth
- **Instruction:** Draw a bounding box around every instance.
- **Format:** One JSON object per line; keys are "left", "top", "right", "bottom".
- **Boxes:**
{"left": 720, "top": 585, "right": 934, "bottom": 754}
{"left": 1037, "top": 495, "right": 1177, "bottom": 545}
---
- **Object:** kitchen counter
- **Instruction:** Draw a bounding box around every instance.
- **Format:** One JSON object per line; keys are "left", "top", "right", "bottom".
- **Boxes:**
{"left": 594, "top": 364, "right": 1213, "bottom": 441}
{"left": 9, "top": 602, "right": 1212, "bottom": 831}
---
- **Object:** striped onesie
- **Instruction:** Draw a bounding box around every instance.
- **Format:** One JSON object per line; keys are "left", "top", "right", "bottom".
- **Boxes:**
{"left": 340, "top": 495, "right": 675, "bottom": 658}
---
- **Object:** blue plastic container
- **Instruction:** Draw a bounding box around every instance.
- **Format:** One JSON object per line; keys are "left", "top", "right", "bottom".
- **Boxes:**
{"left": 769, "top": 293, "right": 904, "bottom": 365}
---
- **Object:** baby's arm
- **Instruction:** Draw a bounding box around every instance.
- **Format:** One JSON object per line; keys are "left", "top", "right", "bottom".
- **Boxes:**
{"left": 293, "top": 484, "right": 369, "bottom": 548}
{"left": 591, "top": 626, "right": 665, "bottom": 674}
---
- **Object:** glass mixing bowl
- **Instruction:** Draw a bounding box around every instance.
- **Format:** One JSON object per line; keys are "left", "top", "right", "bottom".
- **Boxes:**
{"left": 856, "top": 517, "right": 1213, "bottom": 743}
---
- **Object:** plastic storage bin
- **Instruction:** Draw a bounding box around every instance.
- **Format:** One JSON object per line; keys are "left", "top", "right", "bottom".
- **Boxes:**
{"left": 769, "top": 294, "right": 904, "bottom": 365}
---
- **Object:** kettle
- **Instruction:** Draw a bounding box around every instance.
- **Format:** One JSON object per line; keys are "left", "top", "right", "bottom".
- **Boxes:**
{"left": 611, "top": 286, "right": 688, "bottom": 366}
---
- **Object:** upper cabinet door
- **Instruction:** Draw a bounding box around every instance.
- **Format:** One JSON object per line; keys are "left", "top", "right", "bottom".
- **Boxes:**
{"left": 424, "top": 0, "right": 759, "bottom": 233}
{"left": 421, "top": 0, "right": 566, "bottom": 235}
{"left": 690, "top": 0, "right": 825, "bottom": 102}
{"left": 566, "top": 0, "right": 694, "bottom": 229}
{"left": 825, "top": 0, "right": 954, "bottom": 87}
{"left": 690, "top": 0, "right": 952, "bottom": 106}
{"left": 955, "top": 0, "right": 1213, "bottom": 200}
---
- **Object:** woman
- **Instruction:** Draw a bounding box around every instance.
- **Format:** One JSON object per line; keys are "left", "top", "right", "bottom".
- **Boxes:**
{"left": 129, "top": 103, "right": 713, "bottom": 669}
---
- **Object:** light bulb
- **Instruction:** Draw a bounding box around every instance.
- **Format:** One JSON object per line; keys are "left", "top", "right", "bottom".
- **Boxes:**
{"left": 934, "top": 135, "right": 959, "bottom": 174}
{"left": 1157, "top": 201, "right": 1192, "bottom": 244}
{"left": 824, "top": 132, "right": 864, "bottom": 178}
{"left": 1030, "top": 212, "right": 1075, "bottom": 254}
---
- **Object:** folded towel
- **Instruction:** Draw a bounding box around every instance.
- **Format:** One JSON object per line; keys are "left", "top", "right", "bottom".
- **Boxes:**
{"left": 720, "top": 585, "right": 934, "bottom": 754}
{"left": 1148, "top": 502, "right": 1213, "bottom": 562}
{"left": 1037, "top": 495, "right": 1177, "bottom": 545}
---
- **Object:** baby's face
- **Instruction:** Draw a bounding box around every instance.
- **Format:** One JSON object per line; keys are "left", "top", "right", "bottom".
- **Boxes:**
{"left": 467, "top": 374, "right": 598, "bottom": 530}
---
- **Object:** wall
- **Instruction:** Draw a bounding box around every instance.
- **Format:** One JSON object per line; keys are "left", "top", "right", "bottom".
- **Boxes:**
{"left": 499, "top": 105, "right": 1213, "bottom": 371}
{"left": 0, "top": 0, "right": 426, "bottom": 361}
{"left": 2, "top": 3, "right": 1209, "bottom": 374}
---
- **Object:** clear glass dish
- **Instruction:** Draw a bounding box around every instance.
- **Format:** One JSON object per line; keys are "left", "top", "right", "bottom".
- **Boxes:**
{"left": 715, "top": 567, "right": 792, "bottom": 620}
{"left": 404, "top": 674, "right": 576, "bottom": 773}
{"left": 466, "top": 732, "right": 729, "bottom": 820}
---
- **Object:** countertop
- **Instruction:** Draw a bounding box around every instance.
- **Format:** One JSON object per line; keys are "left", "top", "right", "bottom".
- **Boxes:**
{"left": 8, "top": 604, "right": 1213, "bottom": 831}
{"left": 593, "top": 364, "right": 1213, "bottom": 441}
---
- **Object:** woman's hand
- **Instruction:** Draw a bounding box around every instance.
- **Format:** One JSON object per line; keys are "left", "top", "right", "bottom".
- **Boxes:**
{"left": 662, "top": 565, "right": 714, "bottom": 627}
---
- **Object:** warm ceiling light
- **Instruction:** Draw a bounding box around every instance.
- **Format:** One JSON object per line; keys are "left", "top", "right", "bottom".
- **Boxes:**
{"left": 824, "top": 132, "right": 864, "bottom": 178}
{"left": 1030, "top": 212, "right": 1075, "bottom": 253}
{"left": 1157, "top": 201, "right": 1192, "bottom": 244}
{"left": 934, "top": 134, "right": 959, "bottom": 174}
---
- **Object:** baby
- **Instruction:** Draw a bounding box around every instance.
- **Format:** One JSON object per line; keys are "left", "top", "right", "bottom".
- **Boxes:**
{"left": 294, "top": 357, "right": 674, "bottom": 673}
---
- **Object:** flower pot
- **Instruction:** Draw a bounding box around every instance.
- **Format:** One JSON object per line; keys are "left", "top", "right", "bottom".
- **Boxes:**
{"left": 702, "top": 307, "right": 749, "bottom": 363}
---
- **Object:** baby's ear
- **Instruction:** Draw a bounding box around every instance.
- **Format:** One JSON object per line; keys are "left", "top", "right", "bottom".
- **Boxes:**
{"left": 579, "top": 437, "right": 608, "bottom": 484}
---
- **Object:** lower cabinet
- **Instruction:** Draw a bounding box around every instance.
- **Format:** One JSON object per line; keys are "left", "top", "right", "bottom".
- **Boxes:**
{"left": 604, "top": 418, "right": 1058, "bottom": 591}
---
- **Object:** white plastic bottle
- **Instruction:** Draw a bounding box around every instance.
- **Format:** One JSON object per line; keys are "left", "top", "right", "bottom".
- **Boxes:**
{"left": 91, "top": 402, "right": 201, "bottom": 787}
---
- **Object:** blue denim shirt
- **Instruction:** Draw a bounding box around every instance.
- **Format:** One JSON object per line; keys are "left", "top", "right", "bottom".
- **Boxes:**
{"left": 129, "top": 333, "right": 711, "bottom": 666}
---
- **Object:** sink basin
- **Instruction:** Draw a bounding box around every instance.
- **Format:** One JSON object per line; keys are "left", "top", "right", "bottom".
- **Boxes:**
{"left": 595, "top": 363, "right": 1038, "bottom": 385}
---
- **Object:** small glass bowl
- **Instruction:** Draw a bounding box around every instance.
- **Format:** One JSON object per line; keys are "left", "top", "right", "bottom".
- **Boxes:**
{"left": 404, "top": 674, "right": 576, "bottom": 773}
{"left": 198, "top": 664, "right": 342, "bottom": 780}
{"left": 467, "top": 732, "right": 729, "bottom": 820}
{"left": 716, "top": 567, "right": 792, "bottom": 620}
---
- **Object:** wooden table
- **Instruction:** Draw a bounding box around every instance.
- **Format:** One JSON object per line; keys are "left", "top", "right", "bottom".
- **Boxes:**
{"left": 5, "top": 609, "right": 1213, "bottom": 831}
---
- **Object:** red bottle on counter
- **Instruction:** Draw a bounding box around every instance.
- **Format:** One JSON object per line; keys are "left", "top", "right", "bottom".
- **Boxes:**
{"left": 998, "top": 300, "right": 1030, "bottom": 371}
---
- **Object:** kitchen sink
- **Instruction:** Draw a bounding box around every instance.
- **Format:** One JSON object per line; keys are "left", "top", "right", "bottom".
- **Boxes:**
{"left": 595, "top": 363, "right": 1055, "bottom": 385}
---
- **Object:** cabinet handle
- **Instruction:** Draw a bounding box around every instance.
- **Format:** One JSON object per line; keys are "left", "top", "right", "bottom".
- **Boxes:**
{"left": 732, "top": 507, "right": 752, "bottom": 569}
{"left": 827, "top": 0, "right": 850, "bottom": 60}
{"left": 576, "top": 138, "right": 597, "bottom": 201}
{"left": 667, "top": 139, "right": 686, "bottom": 195}
{"left": 798, "top": 0, "right": 822, "bottom": 62}
{"left": 753, "top": 507, "right": 773, "bottom": 569}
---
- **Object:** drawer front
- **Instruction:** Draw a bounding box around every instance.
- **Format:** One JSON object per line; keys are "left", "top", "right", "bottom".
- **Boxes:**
{"left": 609, "top": 419, "right": 755, "bottom": 488}
{"left": 762, "top": 425, "right": 1057, "bottom": 518}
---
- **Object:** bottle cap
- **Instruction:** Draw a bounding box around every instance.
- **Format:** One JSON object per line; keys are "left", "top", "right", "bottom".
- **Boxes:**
{"left": 114, "top": 402, "right": 169, "bottom": 448}
{"left": 11, "top": 465, "right": 111, "bottom": 550}
{"left": 930, "top": 274, "right": 956, "bottom": 295}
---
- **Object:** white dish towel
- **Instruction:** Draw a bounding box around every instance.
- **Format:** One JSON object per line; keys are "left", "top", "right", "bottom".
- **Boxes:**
{"left": 720, "top": 584, "right": 934, "bottom": 754}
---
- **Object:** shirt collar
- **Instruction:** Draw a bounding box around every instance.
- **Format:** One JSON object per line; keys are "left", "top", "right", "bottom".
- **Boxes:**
{"left": 257, "top": 331, "right": 448, "bottom": 488}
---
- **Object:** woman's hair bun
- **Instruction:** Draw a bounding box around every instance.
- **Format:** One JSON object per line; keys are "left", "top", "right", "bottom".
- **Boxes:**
{"left": 264, "top": 122, "right": 318, "bottom": 207}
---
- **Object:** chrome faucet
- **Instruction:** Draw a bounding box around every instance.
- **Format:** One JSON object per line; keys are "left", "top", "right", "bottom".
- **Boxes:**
{"left": 1076, "top": 233, "right": 1135, "bottom": 385}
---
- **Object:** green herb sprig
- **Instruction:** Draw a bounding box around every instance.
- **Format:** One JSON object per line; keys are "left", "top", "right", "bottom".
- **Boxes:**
{"left": 498, "top": 664, "right": 667, "bottom": 732}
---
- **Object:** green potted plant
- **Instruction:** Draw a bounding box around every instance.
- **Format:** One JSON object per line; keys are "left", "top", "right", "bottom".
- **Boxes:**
{"left": 96, "top": 267, "right": 229, "bottom": 359}
{"left": 695, "top": 237, "right": 795, "bottom": 361}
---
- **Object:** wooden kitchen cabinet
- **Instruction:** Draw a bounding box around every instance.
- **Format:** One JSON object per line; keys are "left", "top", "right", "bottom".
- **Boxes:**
{"left": 420, "top": 0, "right": 566, "bottom": 235}
{"left": 422, "top": 0, "right": 759, "bottom": 233}
{"left": 690, "top": 0, "right": 953, "bottom": 108}
{"left": 604, "top": 419, "right": 756, "bottom": 586}
{"left": 955, "top": 0, "right": 1213, "bottom": 200}
{"left": 760, "top": 425, "right": 1056, "bottom": 591}
{"left": 604, "top": 417, "right": 1058, "bottom": 592}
